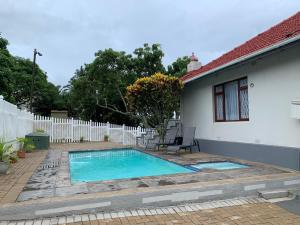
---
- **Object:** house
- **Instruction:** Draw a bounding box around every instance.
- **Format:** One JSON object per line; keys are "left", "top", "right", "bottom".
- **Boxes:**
{"left": 180, "top": 12, "right": 300, "bottom": 170}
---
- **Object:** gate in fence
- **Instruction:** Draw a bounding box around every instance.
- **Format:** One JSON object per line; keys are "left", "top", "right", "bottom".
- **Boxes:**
{"left": 33, "top": 116, "right": 146, "bottom": 145}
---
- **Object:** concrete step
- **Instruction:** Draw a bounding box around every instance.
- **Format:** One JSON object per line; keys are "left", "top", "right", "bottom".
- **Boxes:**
{"left": 258, "top": 189, "right": 290, "bottom": 200}
{"left": 267, "top": 196, "right": 295, "bottom": 203}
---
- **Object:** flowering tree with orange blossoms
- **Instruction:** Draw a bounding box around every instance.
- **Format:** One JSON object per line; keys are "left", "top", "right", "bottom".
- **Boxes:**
{"left": 126, "top": 73, "right": 183, "bottom": 141}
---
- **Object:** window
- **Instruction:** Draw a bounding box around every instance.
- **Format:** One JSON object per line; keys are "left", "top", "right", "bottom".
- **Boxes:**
{"left": 214, "top": 77, "right": 249, "bottom": 122}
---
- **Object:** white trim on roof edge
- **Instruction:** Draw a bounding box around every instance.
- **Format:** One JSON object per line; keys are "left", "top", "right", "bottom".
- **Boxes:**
{"left": 183, "top": 34, "right": 300, "bottom": 84}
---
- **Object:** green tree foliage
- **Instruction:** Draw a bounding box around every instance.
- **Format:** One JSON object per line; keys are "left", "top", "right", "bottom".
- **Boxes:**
{"left": 133, "top": 43, "right": 165, "bottom": 76}
{"left": 0, "top": 36, "right": 15, "bottom": 102}
{"left": 167, "top": 56, "right": 190, "bottom": 77}
{"left": 1, "top": 33, "right": 190, "bottom": 123}
{"left": 0, "top": 34, "right": 65, "bottom": 116}
{"left": 67, "top": 43, "right": 190, "bottom": 124}
{"left": 67, "top": 44, "right": 168, "bottom": 125}
{"left": 126, "top": 73, "right": 183, "bottom": 139}
{"left": 67, "top": 49, "right": 137, "bottom": 124}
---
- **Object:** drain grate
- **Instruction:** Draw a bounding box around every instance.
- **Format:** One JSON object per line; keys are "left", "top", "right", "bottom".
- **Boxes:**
{"left": 38, "top": 160, "right": 61, "bottom": 170}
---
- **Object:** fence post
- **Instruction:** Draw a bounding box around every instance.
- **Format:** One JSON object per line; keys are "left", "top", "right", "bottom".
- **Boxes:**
{"left": 51, "top": 117, "right": 54, "bottom": 143}
{"left": 71, "top": 118, "right": 74, "bottom": 142}
{"left": 122, "top": 124, "right": 125, "bottom": 145}
{"left": 89, "top": 120, "right": 92, "bottom": 142}
{"left": 106, "top": 122, "right": 110, "bottom": 136}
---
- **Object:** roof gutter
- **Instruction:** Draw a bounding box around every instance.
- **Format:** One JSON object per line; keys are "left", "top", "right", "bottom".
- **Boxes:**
{"left": 183, "top": 34, "right": 300, "bottom": 84}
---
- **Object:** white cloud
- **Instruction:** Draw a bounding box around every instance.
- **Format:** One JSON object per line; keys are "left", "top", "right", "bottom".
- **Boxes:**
{"left": 0, "top": 0, "right": 299, "bottom": 85}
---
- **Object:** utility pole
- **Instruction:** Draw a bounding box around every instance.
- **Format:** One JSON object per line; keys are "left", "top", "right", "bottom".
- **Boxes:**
{"left": 29, "top": 48, "right": 42, "bottom": 113}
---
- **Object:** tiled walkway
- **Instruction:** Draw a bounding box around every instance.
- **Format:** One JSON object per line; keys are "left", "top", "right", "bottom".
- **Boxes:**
{"left": 2, "top": 200, "right": 300, "bottom": 225}
{"left": 0, "top": 151, "right": 47, "bottom": 204}
{"left": 74, "top": 203, "right": 299, "bottom": 225}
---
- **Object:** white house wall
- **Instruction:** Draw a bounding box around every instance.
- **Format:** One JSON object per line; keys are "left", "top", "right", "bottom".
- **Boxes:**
{"left": 181, "top": 43, "right": 300, "bottom": 148}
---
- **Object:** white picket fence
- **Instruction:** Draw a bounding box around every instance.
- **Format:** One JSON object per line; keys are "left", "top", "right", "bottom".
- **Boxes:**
{"left": 0, "top": 95, "right": 147, "bottom": 145}
{"left": 0, "top": 96, "right": 33, "bottom": 142}
{"left": 33, "top": 115, "right": 146, "bottom": 145}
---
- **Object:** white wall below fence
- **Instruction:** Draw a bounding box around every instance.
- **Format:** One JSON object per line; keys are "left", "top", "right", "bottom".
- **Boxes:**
{"left": 0, "top": 96, "right": 33, "bottom": 142}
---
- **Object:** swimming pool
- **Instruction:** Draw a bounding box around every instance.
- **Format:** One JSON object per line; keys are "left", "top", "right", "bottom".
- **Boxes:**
{"left": 190, "top": 161, "right": 249, "bottom": 170}
{"left": 69, "top": 149, "right": 193, "bottom": 182}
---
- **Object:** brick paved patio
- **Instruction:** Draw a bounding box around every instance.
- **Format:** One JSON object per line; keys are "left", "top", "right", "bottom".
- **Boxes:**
{"left": 75, "top": 203, "right": 299, "bottom": 225}
{"left": 0, "top": 151, "right": 47, "bottom": 204}
{"left": 2, "top": 201, "right": 300, "bottom": 225}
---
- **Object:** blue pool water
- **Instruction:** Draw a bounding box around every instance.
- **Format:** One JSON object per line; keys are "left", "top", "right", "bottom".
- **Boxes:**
{"left": 191, "top": 162, "right": 248, "bottom": 170}
{"left": 69, "top": 149, "right": 193, "bottom": 182}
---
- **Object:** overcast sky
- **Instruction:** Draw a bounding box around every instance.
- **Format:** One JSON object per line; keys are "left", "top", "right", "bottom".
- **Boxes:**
{"left": 0, "top": 0, "right": 299, "bottom": 86}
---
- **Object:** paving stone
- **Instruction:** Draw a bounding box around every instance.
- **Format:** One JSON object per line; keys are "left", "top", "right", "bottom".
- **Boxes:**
{"left": 17, "top": 189, "right": 54, "bottom": 202}
{"left": 123, "top": 211, "right": 132, "bottom": 217}
{"left": 155, "top": 209, "right": 164, "bottom": 215}
{"left": 57, "top": 217, "right": 66, "bottom": 225}
{"left": 66, "top": 217, "right": 73, "bottom": 224}
{"left": 96, "top": 213, "right": 104, "bottom": 220}
{"left": 137, "top": 210, "right": 145, "bottom": 216}
{"left": 7, "top": 222, "right": 16, "bottom": 225}
{"left": 110, "top": 212, "right": 118, "bottom": 218}
{"left": 33, "top": 220, "right": 42, "bottom": 225}
{"left": 149, "top": 209, "right": 157, "bottom": 215}
{"left": 49, "top": 218, "right": 58, "bottom": 225}
{"left": 130, "top": 210, "right": 138, "bottom": 216}
{"left": 103, "top": 213, "right": 111, "bottom": 219}
{"left": 55, "top": 185, "right": 88, "bottom": 197}
{"left": 88, "top": 214, "right": 96, "bottom": 221}
{"left": 24, "top": 221, "right": 33, "bottom": 225}
{"left": 16, "top": 221, "right": 24, "bottom": 225}
{"left": 41, "top": 219, "right": 50, "bottom": 225}
{"left": 117, "top": 212, "right": 125, "bottom": 218}
{"left": 81, "top": 215, "right": 89, "bottom": 222}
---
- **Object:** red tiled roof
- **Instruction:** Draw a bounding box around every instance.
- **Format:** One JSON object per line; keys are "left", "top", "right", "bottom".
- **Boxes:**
{"left": 182, "top": 12, "right": 300, "bottom": 82}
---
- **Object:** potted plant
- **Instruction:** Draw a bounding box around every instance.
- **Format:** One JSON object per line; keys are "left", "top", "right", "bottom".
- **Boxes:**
{"left": 0, "top": 139, "right": 14, "bottom": 174}
{"left": 10, "top": 154, "right": 18, "bottom": 164}
{"left": 16, "top": 137, "right": 35, "bottom": 158}
{"left": 104, "top": 134, "right": 109, "bottom": 142}
{"left": 17, "top": 137, "right": 26, "bottom": 158}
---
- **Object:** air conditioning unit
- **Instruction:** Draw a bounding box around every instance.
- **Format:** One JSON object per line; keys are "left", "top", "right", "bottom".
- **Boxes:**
{"left": 291, "top": 99, "right": 300, "bottom": 119}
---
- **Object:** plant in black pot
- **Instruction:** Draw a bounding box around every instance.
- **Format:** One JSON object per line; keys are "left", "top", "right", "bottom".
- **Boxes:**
{"left": 0, "top": 139, "right": 14, "bottom": 174}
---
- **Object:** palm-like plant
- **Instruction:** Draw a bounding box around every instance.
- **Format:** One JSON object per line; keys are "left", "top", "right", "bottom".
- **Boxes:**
{"left": 0, "top": 139, "right": 15, "bottom": 163}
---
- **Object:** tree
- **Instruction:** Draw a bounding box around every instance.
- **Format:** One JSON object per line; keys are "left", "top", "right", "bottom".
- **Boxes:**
{"left": 0, "top": 35, "right": 15, "bottom": 102}
{"left": 66, "top": 43, "right": 189, "bottom": 124}
{"left": 133, "top": 43, "right": 165, "bottom": 77}
{"left": 0, "top": 34, "right": 65, "bottom": 116}
{"left": 67, "top": 49, "right": 138, "bottom": 124}
{"left": 126, "top": 73, "right": 183, "bottom": 140}
{"left": 167, "top": 56, "right": 190, "bottom": 77}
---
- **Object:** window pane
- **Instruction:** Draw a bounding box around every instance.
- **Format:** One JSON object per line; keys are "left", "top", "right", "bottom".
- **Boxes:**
{"left": 240, "top": 89, "right": 249, "bottom": 119}
{"left": 216, "top": 95, "right": 224, "bottom": 120}
{"left": 215, "top": 85, "right": 223, "bottom": 93}
{"left": 224, "top": 81, "right": 239, "bottom": 120}
{"left": 240, "top": 78, "right": 248, "bottom": 87}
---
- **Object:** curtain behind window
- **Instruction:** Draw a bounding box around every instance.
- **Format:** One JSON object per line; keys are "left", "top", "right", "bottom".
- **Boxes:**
{"left": 224, "top": 81, "right": 239, "bottom": 120}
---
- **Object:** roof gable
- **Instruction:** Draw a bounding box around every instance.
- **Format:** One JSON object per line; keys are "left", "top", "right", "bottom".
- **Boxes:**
{"left": 182, "top": 12, "right": 300, "bottom": 83}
